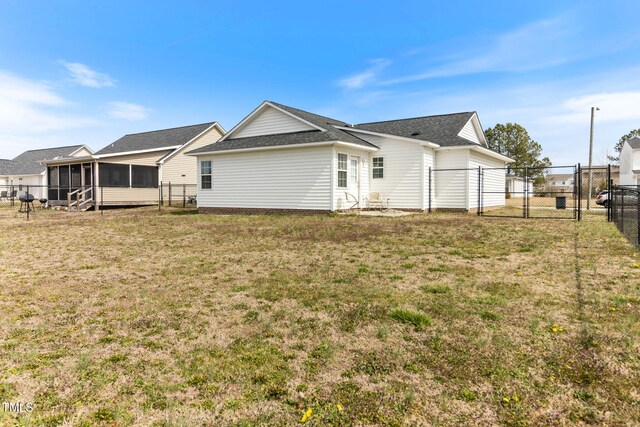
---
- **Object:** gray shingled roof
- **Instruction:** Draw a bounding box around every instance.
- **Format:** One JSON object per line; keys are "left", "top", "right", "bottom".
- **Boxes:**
{"left": 5, "top": 145, "right": 86, "bottom": 175}
{"left": 96, "top": 123, "right": 215, "bottom": 155}
{"left": 626, "top": 137, "right": 640, "bottom": 149}
{"left": 352, "top": 112, "right": 478, "bottom": 147}
{"left": 188, "top": 102, "right": 489, "bottom": 155}
{"left": 189, "top": 130, "right": 345, "bottom": 153}
{"left": 0, "top": 159, "right": 17, "bottom": 176}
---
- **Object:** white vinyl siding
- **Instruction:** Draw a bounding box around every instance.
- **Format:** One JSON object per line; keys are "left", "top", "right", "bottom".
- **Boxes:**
{"left": 234, "top": 106, "right": 315, "bottom": 138}
{"left": 458, "top": 116, "right": 481, "bottom": 144}
{"left": 433, "top": 149, "right": 469, "bottom": 209}
{"left": 71, "top": 147, "right": 93, "bottom": 157}
{"left": 362, "top": 134, "right": 424, "bottom": 209}
{"left": 197, "top": 146, "right": 333, "bottom": 210}
{"left": 162, "top": 126, "right": 224, "bottom": 185}
{"left": 469, "top": 151, "right": 506, "bottom": 208}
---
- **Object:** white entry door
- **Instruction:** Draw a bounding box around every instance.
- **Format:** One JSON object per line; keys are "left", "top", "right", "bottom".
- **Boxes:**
{"left": 348, "top": 156, "right": 360, "bottom": 206}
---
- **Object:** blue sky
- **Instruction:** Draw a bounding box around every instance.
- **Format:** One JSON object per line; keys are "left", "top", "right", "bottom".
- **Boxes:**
{"left": 1, "top": 1, "right": 639, "bottom": 165}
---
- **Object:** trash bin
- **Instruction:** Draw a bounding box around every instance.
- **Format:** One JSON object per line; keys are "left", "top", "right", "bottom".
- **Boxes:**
{"left": 556, "top": 196, "right": 566, "bottom": 209}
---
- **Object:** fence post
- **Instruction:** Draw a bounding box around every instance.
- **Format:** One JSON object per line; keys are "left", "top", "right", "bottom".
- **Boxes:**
{"left": 621, "top": 187, "right": 625, "bottom": 233}
{"left": 636, "top": 188, "right": 640, "bottom": 246}
{"left": 577, "top": 163, "right": 582, "bottom": 221}
{"left": 182, "top": 184, "right": 186, "bottom": 208}
{"left": 168, "top": 182, "right": 172, "bottom": 207}
{"left": 428, "top": 167, "right": 432, "bottom": 213}
{"left": 100, "top": 186, "right": 104, "bottom": 216}
{"left": 26, "top": 185, "right": 30, "bottom": 220}
{"left": 607, "top": 164, "right": 612, "bottom": 222}
{"left": 477, "top": 166, "right": 482, "bottom": 216}
{"left": 523, "top": 167, "right": 528, "bottom": 218}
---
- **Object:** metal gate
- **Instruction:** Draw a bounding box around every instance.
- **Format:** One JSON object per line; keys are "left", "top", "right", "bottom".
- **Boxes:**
{"left": 478, "top": 165, "right": 612, "bottom": 220}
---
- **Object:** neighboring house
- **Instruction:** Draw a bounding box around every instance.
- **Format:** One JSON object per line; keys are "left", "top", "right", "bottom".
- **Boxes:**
{"left": 505, "top": 174, "right": 533, "bottom": 197}
{"left": 0, "top": 145, "right": 93, "bottom": 199}
{"left": 544, "top": 173, "right": 575, "bottom": 193}
{"left": 619, "top": 137, "right": 640, "bottom": 185}
{"left": 42, "top": 122, "right": 225, "bottom": 207}
{"left": 188, "top": 100, "right": 513, "bottom": 213}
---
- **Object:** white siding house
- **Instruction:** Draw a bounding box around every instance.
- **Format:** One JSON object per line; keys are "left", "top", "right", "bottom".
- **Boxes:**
{"left": 619, "top": 137, "right": 640, "bottom": 185}
{"left": 41, "top": 122, "right": 225, "bottom": 208}
{"left": 188, "top": 101, "right": 512, "bottom": 213}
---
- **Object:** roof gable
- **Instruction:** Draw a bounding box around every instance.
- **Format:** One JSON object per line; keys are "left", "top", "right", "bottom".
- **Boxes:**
{"left": 625, "top": 137, "right": 640, "bottom": 150}
{"left": 353, "top": 112, "right": 477, "bottom": 147}
{"left": 8, "top": 145, "right": 88, "bottom": 175}
{"left": 232, "top": 104, "right": 317, "bottom": 138}
{"left": 457, "top": 114, "right": 486, "bottom": 145}
{"left": 95, "top": 123, "right": 216, "bottom": 155}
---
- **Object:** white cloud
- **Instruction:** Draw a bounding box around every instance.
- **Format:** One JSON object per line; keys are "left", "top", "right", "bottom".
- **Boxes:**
{"left": 0, "top": 70, "right": 99, "bottom": 135}
{"left": 552, "top": 92, "right": 640, "bottom": 124}
{"left": 379, "top": 17, "right": 579, "bottom": 85}
{"left": 107, "top": 102, "right": 150, "bottom": 121}
{"left": 60, "top": 61, "right": 115, "bottom": 88}
{"left": 338, "top": 59, "right": 391, "bottom": 89}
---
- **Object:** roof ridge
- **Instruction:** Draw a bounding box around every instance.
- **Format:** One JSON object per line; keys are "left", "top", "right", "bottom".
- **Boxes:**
{"left": 267, "top": 101, "right": 346, "bottom": 126}
{"left": 15, "top": 144, "right": 85, "bottom": 154}
{"left": 122, "top": 122, "right": 216, "bottom": 137}
{"left": 356, "top": 111, "right": 475, "bottom": 126}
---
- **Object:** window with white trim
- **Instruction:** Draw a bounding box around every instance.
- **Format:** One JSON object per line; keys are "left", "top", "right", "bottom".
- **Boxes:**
{"left": 337, "top": 153, "right": 347, "bottom": 188}
{"left": 201, "top": 160, "right": 212, "bottom": 189}
{"left": 372, "top": 157, "right": 384, "bottom": 179}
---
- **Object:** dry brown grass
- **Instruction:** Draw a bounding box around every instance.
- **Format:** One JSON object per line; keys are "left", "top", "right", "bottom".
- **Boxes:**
{"left": 0, "top": 206, "right": 639, "bottom": 426}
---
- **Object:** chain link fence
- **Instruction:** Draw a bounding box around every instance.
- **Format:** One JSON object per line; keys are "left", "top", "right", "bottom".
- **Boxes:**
{"left": 611, "top": 186, "right": 640, "bottom": 247}
{"left": 0, "top": 182, "right": 198, "bottom": 220}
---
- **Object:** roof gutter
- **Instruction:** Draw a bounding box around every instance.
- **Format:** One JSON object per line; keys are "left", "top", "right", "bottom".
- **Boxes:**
{"left": 187, "top": 140, "right": 378, "bottom": 156}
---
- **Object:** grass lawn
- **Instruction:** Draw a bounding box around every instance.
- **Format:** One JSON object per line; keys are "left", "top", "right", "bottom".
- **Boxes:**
{"left": 0, "top": 208, "right": 639, "bottom": 426}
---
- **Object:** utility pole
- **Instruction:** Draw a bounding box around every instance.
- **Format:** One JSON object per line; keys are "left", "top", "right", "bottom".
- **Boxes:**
{"left": 586, "top": 106, "right": 599, "bottom": 210}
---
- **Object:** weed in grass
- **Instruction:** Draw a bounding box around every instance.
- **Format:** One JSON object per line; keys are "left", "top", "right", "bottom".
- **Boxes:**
{"left": 357, "top": 264, "right": 371, "bottom": 274}
{"left": 376, "top": 325, "right": 389, "bottom": 340}
{"left": 389, "top": 309, "right": 431, "bottom": 330}
{"left": 427, "top": 264, "right": 449, "bottom": 272}
{"left": 420, "top": 284, "right": 451, "bottom": 294}
{"left": 479, "top": 310, "right": 501, "bottom": 321}
{"left": 458, "top": 388, "right": 478, "bottom": 401}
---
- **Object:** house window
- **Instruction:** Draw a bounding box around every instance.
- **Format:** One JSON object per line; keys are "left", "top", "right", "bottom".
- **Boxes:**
{"left": 99, "top": 163, "right": 130, "bottom": 187}
{"left": 372, "top": 157, "right": 384, "bottom": 179}
{"left": 201, "top": 160, "right": 212, "bottom": 189}
{"left": 132, "top": 165, "right": 158, "bottom": 188}
{"left": 337, "top": 153, "right": 347, "bottom": 188}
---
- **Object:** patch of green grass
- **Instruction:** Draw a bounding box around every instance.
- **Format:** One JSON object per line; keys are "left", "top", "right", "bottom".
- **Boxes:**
{"left": 458, "top": 388, "right": 478, "bottom": 401}
{"left": 389, "top": 309, "right": 431, "bottom": 330}
{"left": 420, "top": 284, "right": 451, "bottom": 294}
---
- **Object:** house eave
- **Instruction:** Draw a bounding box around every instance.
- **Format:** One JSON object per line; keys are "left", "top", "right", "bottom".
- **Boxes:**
{"left": 188, "top": 141, "right": 337, "bottom": 156}
{"left": 436, "top": 145, "right": 514, "bottom": 163}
